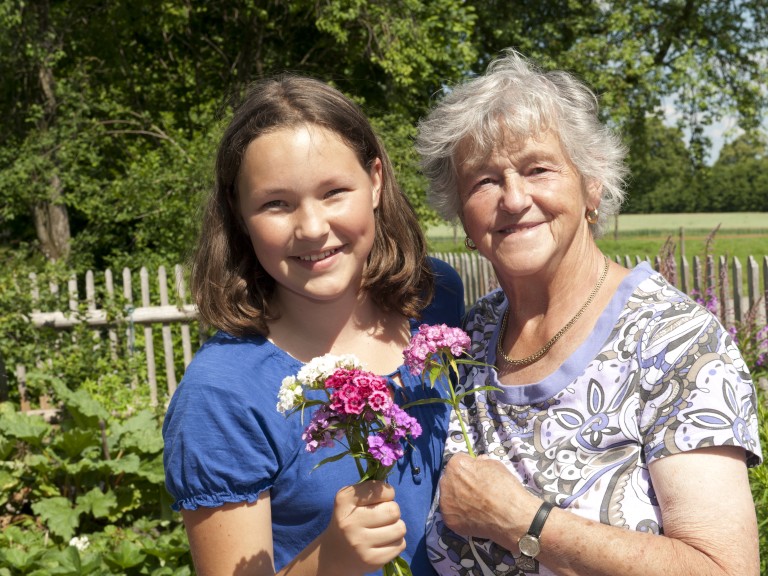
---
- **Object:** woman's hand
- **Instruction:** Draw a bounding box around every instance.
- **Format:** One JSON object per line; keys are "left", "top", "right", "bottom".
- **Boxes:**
{"left": 318, "top": 481, "right": 407, "bottom": 575}
{"left": 438, "top": 448, "right": 759, "bottom": 576}
{"left": 439, "top": 453, "right": 539, "bottom": 549}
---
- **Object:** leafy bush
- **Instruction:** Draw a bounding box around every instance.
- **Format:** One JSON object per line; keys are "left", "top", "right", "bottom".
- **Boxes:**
{"left": 0, "top": 374, "right": 190, "bottom": 575}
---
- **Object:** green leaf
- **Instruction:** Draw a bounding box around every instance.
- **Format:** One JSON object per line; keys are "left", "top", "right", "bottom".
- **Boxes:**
{"left": 0, "top": 410, "right": 49, "bottom": 445}
{"left": 401, "top": 397, "right": 451, "bottom": 409}
{"left": 52, "top": 428, "right": 100, "bottom": 459}
{"left": 103, "top": 540, "right": 146, "bottom": 570}
{"left": 0, "top": 547, "right": 45, "bottom": 572}
{"left": 39, "top": 546, "right": 84, "bottom": 576}
{"left": 456, "top": 385, "right": 501, "bottom": 403}
{"left": 109, "top": 410, "right": 163, "bottom": 454}
{"left": 311, "top": 450, "right": 350, "bottom": 471}
{"left": 383, "top": 554, "right": 413, "bottom": 576}
{"left": 31, "top": 497, "right": 80, "bottom": 541}
{"left": 76, "top": 487, "right": 117, "bottom": 518}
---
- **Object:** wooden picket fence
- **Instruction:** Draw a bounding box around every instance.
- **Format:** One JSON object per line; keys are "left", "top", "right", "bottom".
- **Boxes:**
{"left": 15, "top": 252, "right": 768, "bottom": 415}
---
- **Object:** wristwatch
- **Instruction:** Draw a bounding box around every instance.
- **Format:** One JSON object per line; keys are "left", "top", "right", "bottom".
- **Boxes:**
{"left": 518, "top": 500, "right": 554, "bottom": 568}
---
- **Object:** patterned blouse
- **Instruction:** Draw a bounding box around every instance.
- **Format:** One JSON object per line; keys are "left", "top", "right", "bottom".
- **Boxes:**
{"left": 426, "top": 263, "right": 762, "bottom": 576}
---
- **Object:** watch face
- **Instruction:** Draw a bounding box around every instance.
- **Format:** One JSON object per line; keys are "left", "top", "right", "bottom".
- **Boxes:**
{"left": 519, "top": 534, "right": 541, "bottom": 558}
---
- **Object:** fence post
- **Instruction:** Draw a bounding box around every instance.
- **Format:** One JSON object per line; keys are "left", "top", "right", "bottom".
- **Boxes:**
{"left": 158, "top": 266, "right": 177, "bottom": 397}
{"left": 764, "top": 256, "right": 768, "bottom": 327}
{"left": 718, "top": 256, "right": 732, "bottom": 326}
{"left": 104, "top": 269, "right": 118, "bottom": 358}
{"left": 732, "top": 257, "right": 743, "bottom": 323}
{"left": 679, "top": 226, "right": 687, "bottom": 292}
{"left": 680, "top": 256, "right": 689, "bottom": 294}
{"left": 746, "top": 256, "right": 766, "bottom": 328}
{"left": 705, "top": 255, "right": 719, "bottom": 317}
{"left": 140, "top": 267, "right": 158, "bottom": 407}
{"left": 176, "top": 264, "right": 194, "bottom": 368}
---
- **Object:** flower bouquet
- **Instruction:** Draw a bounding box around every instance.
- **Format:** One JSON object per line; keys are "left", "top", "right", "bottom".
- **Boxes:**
{"left": 277, "top": 353, "right": 422, "bottom": 575}
{"left": 402, "top": 324, "right": 496, "bottom": 457}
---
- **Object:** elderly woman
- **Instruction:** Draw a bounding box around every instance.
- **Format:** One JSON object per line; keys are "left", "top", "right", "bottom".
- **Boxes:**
{"left": 415, "top": 50, "right": 762, "bottom": 576}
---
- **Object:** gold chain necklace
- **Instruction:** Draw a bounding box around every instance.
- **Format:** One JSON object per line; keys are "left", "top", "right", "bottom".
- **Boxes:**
{"left": 496, "top": 255, "right": 609, "bottom": 368}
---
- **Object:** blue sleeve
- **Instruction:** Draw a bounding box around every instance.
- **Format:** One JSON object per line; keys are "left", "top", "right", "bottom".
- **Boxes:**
{"left": 422, "top": 256, "right": 465, "bottom": 327}
{"left": 162, "top": 334, "right": 302, "bottom": 510}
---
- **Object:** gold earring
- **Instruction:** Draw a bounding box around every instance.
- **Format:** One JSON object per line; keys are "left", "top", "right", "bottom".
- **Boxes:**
{"left": 464, "top": 236, "right": 477, "bottom": 251}
{"left": 586, "top": 208, "right": 599, "bottom": 225}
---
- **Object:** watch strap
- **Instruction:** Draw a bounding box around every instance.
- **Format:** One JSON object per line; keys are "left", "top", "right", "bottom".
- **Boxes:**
{"left": 527, "top": 500, "right": 553, "bottom": 538}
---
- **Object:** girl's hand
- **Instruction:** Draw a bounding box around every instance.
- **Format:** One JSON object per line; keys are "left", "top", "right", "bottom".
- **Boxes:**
{"left": 319, "top": 481, "right": 407, "bottom": 575}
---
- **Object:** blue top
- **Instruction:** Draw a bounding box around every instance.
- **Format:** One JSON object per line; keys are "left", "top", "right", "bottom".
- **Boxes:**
{"left": 163, "top": 258, "right": 465, "bottom": 576}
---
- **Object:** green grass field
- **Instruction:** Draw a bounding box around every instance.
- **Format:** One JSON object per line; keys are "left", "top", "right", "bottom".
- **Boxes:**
{"left": 426, "top": 213, "right": 768, "bottom": 265}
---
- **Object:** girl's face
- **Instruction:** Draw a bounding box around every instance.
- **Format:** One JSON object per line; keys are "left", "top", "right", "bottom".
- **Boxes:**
{"left": 237, "top": 124, "right": 382, "bottom": 307}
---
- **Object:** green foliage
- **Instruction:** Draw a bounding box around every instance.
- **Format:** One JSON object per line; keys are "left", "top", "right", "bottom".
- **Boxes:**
{"left": 623, "top": 117, "right": 699, "bottom": 213}
{"left": 0, "top": 384, "right": 190, "bottom": 574}
{"left": 0, "top": 0, "right": 478, "bottom": 268}
{"left": 469, "top": 1, "right": 768, "bottom": 153}
{"left": 5, "top": 1, "right": 767, "bottom": 265}
{"left": 707, "top": 133, "right": 768, "bottom": 212}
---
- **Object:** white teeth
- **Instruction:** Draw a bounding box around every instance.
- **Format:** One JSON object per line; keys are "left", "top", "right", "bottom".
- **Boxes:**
{"left": 298, "top": 249, "right": 337, "bottom": 262}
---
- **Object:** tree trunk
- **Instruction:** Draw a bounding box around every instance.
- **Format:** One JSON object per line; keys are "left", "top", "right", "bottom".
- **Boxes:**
{"left": 34, "top": 16, "right": 72, "bottom": 263}
{"left": 32, "top": 174, "right": 71, "bottom": 261}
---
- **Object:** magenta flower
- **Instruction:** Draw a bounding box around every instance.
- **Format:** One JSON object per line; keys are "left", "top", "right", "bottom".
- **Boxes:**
{"left": 279, "top": 354, "right": 421, "bottom": 576}
{"left": 280, "top": 356, "right": 422, "bottom": 475}
{"left": 368, "top": 434, "right": 403, "bottom": 467}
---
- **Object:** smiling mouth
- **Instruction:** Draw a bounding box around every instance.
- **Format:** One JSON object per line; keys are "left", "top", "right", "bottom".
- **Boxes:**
{"left": 296, "top": 248, "right": 341, "bottom": 262}
{"left": 500, "top": 222, "right": 540, "bottom": 233}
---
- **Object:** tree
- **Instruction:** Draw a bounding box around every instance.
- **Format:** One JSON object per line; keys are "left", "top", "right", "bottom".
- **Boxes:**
{"left": 3, "top": 1, "right": 767, "bottom": 267}
{"left": 467, "top": 0, "right": 768, "bottom": 167}
{"left": 624, "top": 117, "right": 699, "bottom": 213}
{"left": 707, "top": 134, "right": 768, "bottom": 211}
{"left": 0, "top": 0, "right": 477, "bottom": 268}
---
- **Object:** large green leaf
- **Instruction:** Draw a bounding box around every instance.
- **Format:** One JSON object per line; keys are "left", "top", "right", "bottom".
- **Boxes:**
{"left": 0, "top": 408, "right": 49, "bottom": 446}
{"left": 103, "top": 540, "right": 146, "bottom": 571}
{"left": 76, "top": 487, "right": 117, "bottom": 518}
{"left": 31, "top": 496, "right": 80, "bottom": 541}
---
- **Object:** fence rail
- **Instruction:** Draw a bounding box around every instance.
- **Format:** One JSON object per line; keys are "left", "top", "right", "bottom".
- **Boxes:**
{"left": 15, "top": 252, "right": 768, "bottom": 414}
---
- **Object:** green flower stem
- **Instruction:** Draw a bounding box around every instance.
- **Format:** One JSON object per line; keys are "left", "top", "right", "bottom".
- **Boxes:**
{"left": 446, "top": 360, "right": 476, "bottom": 458}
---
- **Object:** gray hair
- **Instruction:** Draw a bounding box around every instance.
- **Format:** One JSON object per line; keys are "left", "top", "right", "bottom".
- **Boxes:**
{"left": 415, "top": 49, "right": 628, "bottom": 237}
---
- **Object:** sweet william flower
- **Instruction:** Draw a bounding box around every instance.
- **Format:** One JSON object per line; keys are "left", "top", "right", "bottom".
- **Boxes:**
{"left": 403, "top": 323, "right": 494, "bottom": 457}
{"left": 403, "top": 323, "right": 471, "bottom": 375}
{"left": 367, "top": 434, "right": 403, "bottom": 467}
{"left": 279, "top": 354, "right": 422, "bottom": 576}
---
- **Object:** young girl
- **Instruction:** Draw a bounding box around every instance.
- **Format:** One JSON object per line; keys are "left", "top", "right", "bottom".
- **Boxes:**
{"left": 162, "top": 75, "right": 465, "bottom": 576}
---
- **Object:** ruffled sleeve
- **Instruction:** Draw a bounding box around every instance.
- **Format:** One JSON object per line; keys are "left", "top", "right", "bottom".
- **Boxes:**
{"left": 162, "top": 333, "right": 304, "bottom": 510}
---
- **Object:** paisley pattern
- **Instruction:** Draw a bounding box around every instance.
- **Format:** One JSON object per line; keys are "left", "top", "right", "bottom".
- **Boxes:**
{"left": 427, "top": 265, "right": 762, "bottom": 576}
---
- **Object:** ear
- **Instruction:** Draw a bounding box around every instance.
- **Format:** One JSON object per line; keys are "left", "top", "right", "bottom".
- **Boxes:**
{"left": 585, "top": 177, "right": 603, "bottom": 210}
{"left": 370, "top": 158, "right": 383, "bottom": 208}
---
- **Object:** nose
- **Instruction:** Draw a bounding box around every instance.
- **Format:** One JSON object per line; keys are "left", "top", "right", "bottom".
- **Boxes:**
{"left": 295, "top": 201, "right": 330, "bottom": 240}
{"left": 499, "top": 170, "right": 531, "bottom": 213}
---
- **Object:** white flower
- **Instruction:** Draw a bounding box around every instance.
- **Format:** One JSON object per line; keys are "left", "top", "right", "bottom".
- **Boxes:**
{"left": 69, "top": 535, "right": 90, "bottom": 552}
{"left": 277, "top": 354, "right": 364, "bottom": 414}
{"left": 277, "top": 375, "right": 303, "bottom": 414}
{"left": 296, "top": 354, "right": 363, "bottom": 389}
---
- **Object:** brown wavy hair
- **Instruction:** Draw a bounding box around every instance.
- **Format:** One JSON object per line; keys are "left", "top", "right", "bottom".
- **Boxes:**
{"left": 191, "top": 75, "right": 433, "bottom": 337}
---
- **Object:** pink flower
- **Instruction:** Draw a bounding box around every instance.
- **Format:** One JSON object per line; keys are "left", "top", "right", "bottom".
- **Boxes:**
{"left": 367, "top": 389, "right": 392, "bottom": 412}
{"left": 403, "top": 323, "right": 471, "bottom": 375}
{"left": 341, "top": 395, "right": 366, "bottom": 415}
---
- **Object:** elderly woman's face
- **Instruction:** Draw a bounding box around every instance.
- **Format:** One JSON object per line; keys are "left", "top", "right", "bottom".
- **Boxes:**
{"left": 457, "top": 130, "right": 600, "bottom": 278}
